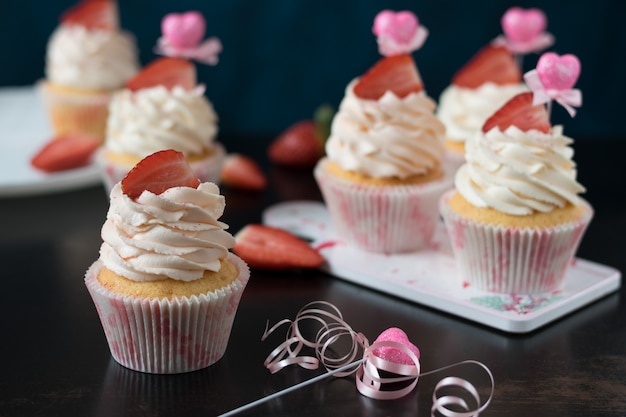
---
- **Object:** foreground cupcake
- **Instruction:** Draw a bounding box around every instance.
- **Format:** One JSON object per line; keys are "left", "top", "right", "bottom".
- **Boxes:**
{"left": 314, "top": 10, "right": 452, "bottom": 253}
{"left": 85, "top": 149, "right": 249, "bottom": 373}
{"left": 97, "top": 11, "right": 225, "bottom": 192}
{"left": 40, "top": 0, "right": 139, "bottom": 142}
{"left": 440, "top": 53, "right": 589, "bottom": 294}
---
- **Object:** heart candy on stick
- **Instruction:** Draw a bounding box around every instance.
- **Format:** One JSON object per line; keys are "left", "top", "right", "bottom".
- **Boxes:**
{"left": 524, "top": 52, "right": 582, "bottom": 117}
{"left": 155, "top": 11, "right": 222, "bottom": 65}
{"left": 494, "top": 6, "right": 554, "bottom": 56}
{"left": 372, "top": 327, "right": 420, "bottom": 365}
{"left": 372, "top": 9, "right": 428, "bottom": 56}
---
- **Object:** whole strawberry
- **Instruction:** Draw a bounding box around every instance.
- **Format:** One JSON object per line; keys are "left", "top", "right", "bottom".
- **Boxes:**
{"left": 268, "top": 105, "right": 333, "bottom": 169}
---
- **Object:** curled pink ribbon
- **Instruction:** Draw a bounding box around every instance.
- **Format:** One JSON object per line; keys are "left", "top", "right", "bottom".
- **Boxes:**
{"left": 523, "top": 52, "right": 582, "bottom": 118}
{"left": 256, "top": 301, "right": 494, "bottom": 415}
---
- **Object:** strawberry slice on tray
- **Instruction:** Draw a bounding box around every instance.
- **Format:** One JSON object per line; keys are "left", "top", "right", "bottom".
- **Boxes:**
{"left": 482, "top": 92, "right": 551, "bottom": 134}
{"left": 61, "top": 0, "right": 118, "bottom": 31}
{"left": 452, "top": 45, "right": 521, "bottom": 89}
{"left": 31, "top": 134, "right": 100, "bottom": 173}
{"left": 126, "top": 57, "right": 196, "bottom": 92}
{"left": 121, "top": 149, "right": 200, "bottom": 199}
{"left": 233, "top": 224, "right": 324, "bottom": 270}
{"left": 354, "top": 55, "right": 423, "bottom": 100}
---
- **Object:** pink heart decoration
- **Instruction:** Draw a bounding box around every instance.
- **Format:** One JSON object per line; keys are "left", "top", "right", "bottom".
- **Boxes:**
{"left": 501, "top": 7, "right": 547, "bottom": 43}
{"left": 373, "top": 10, "right": 418, "bottom": 44}
{"left": 161, "top": 11, "right": 206, "bottom": 48}
{"left": 372, "top": 327, "right": 420, "bottom": 365}
{"left": 537, "top": 52, "right": 581, "bottom": 91}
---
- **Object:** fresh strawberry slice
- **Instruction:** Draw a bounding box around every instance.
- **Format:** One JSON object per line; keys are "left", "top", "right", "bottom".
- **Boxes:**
{"left": 121, "top": 149, "right": 200, "bottom": 199}
{"left": 31, "top": 134, "right": 100, "bottom": 173}
{"left": 452, "top": 45, "right": 521, "bottom": 89}
{"left": 482, "top": 92, "right": 551, "bottom": 134}
{"left": 233, "top": 224, "right": 324, "bottom": 270}
{"left": 353, "top": 55, "right": 423, "bottom": 100}
{"left": 126, "top": 58, "right": 196, "bottom": 92}
{"left": 61, "top": 0, "right": 118, "bottom": 31}
{"left": 221, "top": 153, "right": 267, "bottom": 191}
{"left": 268, "top": 105, "right": 333, "bottom": 169}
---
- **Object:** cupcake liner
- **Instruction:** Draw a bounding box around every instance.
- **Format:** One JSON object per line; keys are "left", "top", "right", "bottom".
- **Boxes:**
{"left": 38, "top": 81, "right": 113, "bottom": 142}
{"left": 96, "top": 142, "right": 226, "bottom": 194}
{"left": 85, "top": 253, "right": 250, "bottom": 374}
{"left": 314, "top": 158, "right": 454, "bottom": 253}
{"left": 439, "top": 190, "right": 594, "bottom": 294}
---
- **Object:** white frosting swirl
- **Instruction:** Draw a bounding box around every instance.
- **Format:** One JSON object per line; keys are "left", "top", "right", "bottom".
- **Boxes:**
{"left": 437, "top": 82, "right": 528, "bottom": 143}
{"left": 46, "top": 25, "right": 139, "bottom": 90}
{"left": 99, "top": 182, "right": 236, "bottom": 282}
{"left": 105, "top": 86, "right": 218, "bottom": 158}
{"left": 455, "top": 125, "right": 585, "bottom": 215}
{"left": 325, "top": 80, "right": 445, "bottom": 179}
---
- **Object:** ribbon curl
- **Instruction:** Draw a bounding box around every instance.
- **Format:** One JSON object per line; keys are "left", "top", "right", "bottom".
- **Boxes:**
{"left": 259, "top": 301, "right": 494, "bottom": 415}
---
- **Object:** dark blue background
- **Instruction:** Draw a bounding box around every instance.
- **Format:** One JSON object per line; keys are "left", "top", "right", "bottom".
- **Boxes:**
{"left": 1, "top": 0, "right": 624, "bottom": 140}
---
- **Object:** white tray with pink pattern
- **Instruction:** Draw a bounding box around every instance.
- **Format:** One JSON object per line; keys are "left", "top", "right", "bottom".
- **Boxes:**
{"left": 262, "top": 201, "right": 621, "bottom": 334}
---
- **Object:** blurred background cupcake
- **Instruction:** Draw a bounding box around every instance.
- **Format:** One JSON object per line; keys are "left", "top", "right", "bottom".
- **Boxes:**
{"left": 40, "top": 0, "right": 139, "bottom": 142}
{"left": 314, "top": 10, "right": 453, "bottom": 254}
{"left": 440, "top": 59, "right": 592, "bottom": 294}
{"left": 85, "top": 150, "right": 249, "bottom": 374}
{"left": 97, "top": 11, "right": 225, "bottom": 193}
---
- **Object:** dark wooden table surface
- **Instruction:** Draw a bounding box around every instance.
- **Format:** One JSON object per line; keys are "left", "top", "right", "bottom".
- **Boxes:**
{"left": 1, "top": 138, "right": 625, "bottom": 417}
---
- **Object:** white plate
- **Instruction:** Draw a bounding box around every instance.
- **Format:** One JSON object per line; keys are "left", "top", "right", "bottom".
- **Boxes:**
{"left": 0, "top": 86, "right": 101, "bottom": 197}
{"left": 263, "top": 201, "right": 622, "bottom": 333}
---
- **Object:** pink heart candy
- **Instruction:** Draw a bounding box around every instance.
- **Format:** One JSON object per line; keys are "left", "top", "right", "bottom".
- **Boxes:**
{"left": 537, "top": 52, "right": 581, "bottom": 91}
{"left": 161, "top": 11, "right": 206, "bottom": 48}
{"left": 372, "top": 327, "right": 420, "bottom": 365}
{"left": 373, "top": 10, "right": 418, "bottom": 44}
{"left": 501, "top": 7, "right": 547, "bottom": 43}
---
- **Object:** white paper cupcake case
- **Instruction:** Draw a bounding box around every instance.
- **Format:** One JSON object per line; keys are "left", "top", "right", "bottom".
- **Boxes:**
{"left": 439, "top": 190, "right": 594, "bottom": 294}
{"left": 314, "top": 158, "right": 454, "bottom": 253}
{"left": 85, "top": 253, "right": 250, "bottom": 374}
{"left": 96, "top": 142, "right": 226, "bottom": 194}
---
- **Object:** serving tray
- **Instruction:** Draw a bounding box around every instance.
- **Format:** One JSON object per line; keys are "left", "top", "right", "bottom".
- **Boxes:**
{"left": 263, "top": 201, "right": 621, "bottom": 333}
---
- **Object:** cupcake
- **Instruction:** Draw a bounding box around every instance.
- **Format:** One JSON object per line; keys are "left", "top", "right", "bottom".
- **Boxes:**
{"left": 436, "top": 44, "right": 527, "bottom": 166}
{"left": 97, "top": 57, "right": 225, "bottom": 192}
{"left": 40, "top": 0, "right": 139, "bottom": 142}
{"left": 439, "top": 89, "right": 591, "bottom": 294}
{"left": 97, "top": 11, "right": 225, "bottom": 193}
{"left": 85, "top": 149, "right": 250, "bottom": 373}
{"left": 314, "top": 10, "right": 453, "bottom": 253}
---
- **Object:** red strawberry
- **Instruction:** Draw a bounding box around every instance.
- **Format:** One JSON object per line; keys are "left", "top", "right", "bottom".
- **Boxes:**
{"left": 31, "top": 134, "right": 100, "bottom": 173}
{"left": 353, "top": 54, "right": 423, "bottom": 100}
{"left": 268, "top": 105, "right": 334, "bottom": 169}
{"left": 61, "top": 0, "right": 118, "bottom": 31}
{"left": 221, "top": 154, "right": 267, "bottom": 191}
{"left": 482, "top": 92, "right": 551, "bottom": 134}
{"left": 233, "top": 224, "right": 324, "bottom": 270}
{"left": 121, "top": 149, "right": 200, "bottom": 199}
{"left": 452, "top": 45, "right": 521, "bottom": 89}
{"left": 126, "top": 58, "right": 196, "bottom": 92}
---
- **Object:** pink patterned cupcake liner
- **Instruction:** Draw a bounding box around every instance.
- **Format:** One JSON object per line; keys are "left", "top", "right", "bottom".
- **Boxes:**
{"left": 95, "top": 142, "right": 226, "bottom": 194}
{"left": 85, "top": 253, "right": 250, "bottom": 374}
{"left": 314, "top": 158, "right": 454, "bottom": 253}
{"left": 439, "top": 190, "right": 593, "bottom": 294}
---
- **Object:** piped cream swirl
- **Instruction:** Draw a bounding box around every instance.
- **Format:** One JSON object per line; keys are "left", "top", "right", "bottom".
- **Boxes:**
{"left": 105, "top": 85, "right": 218, "bottom": 158}
{"left": 455, "top": 125, "right": 585, "bottom": 215}
{"left": 325, "top": 80, "right": 445, "bottom": 179}
{"left": 46, "top": 25, "right": 139, "bottom": 90}
{"left": 99, "top": 182, "right": 235, "bottom": 282}
{"left": 437, "top": 82, "right": 528, "bottom": 143}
